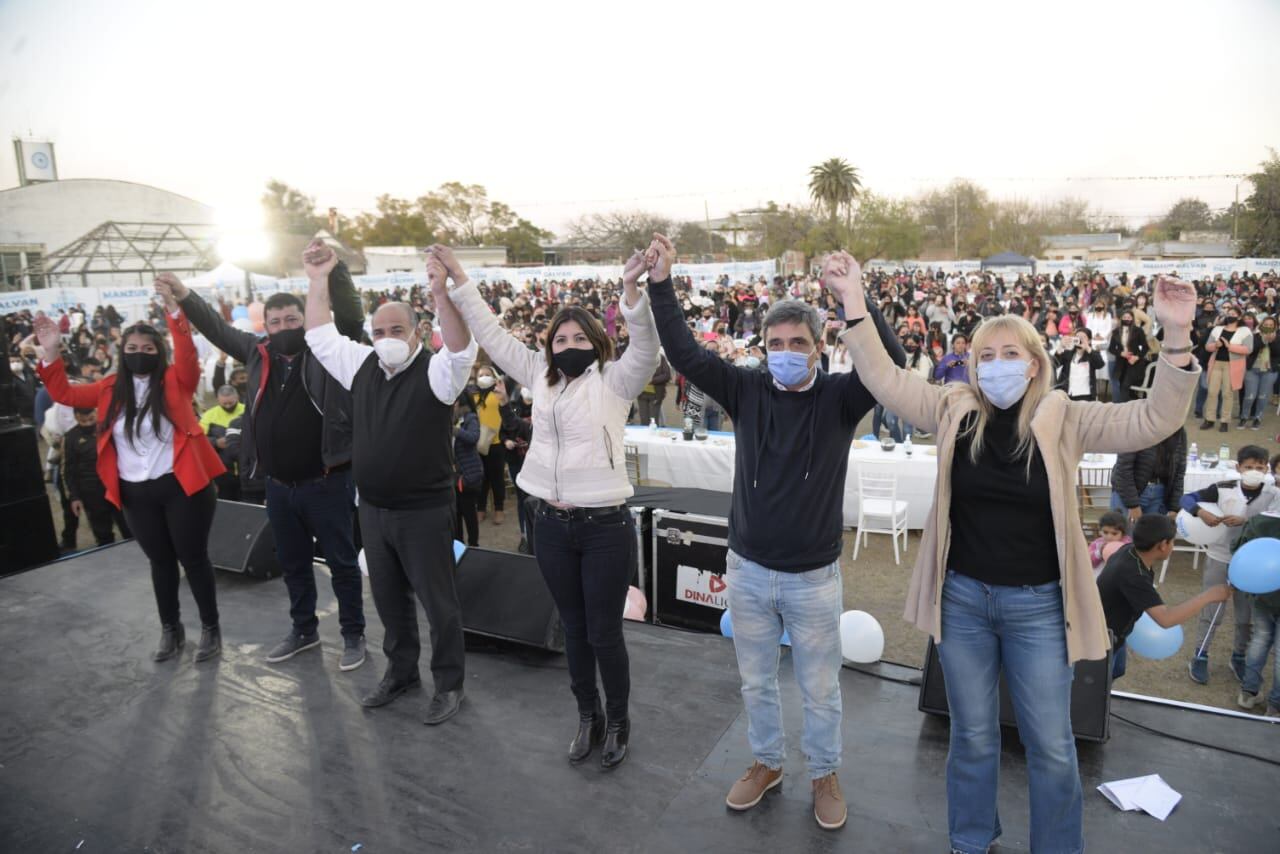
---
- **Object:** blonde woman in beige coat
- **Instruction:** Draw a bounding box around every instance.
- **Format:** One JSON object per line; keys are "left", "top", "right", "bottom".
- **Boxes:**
{"left": 825, "top": 250, "right": 1199, "bottom": 854}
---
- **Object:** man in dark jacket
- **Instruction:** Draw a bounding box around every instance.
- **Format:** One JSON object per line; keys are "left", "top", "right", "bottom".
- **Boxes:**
{"left": 161, "top": 245, "right": 368, "bottom": 672}
{"left": 62, "top": 406, "right": 130, "bottom": 545}
{"left": 646, "top": 234, "right": 904, "bottom": 831}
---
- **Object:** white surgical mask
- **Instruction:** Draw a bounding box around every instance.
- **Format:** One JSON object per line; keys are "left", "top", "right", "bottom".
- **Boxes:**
{"left": 1241, "top": 470, "right": 1267, "bottom": 489}
{"left": 373, "top": 337, "right": 411, "bottom": 368}
{"left": 477, "top": 375, "right": 496, "bottom": 389}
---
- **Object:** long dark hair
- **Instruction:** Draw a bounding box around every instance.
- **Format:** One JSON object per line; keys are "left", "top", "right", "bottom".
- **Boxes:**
{"left": 543, "top": 306, "right": 614, "bottom": 386}
{"left": 101, "top": 322, "right": 170, "bottom": 446}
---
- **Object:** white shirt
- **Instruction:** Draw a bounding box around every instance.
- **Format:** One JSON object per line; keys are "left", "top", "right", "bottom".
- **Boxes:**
{"left": 114, "top": 375, "right": 176, "bottom": 483}
{"left": 304, "top": 323, "right": 478, "bottom": 404}
{"left": 1068, "top": 356, "right": 1093, "bottom": 397}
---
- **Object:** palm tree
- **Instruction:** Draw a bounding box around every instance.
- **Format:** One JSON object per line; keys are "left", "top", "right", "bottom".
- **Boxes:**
{"left": 808, "top": 158, "right": 862, "bottom": 230}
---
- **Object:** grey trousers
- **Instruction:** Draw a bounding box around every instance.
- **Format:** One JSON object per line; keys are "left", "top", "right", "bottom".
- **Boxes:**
{"left": 1195, "top": 557, "right": 1253, "bottom": 656}
{"left": 359, "top": 500, "right": 465, "bottom": 692}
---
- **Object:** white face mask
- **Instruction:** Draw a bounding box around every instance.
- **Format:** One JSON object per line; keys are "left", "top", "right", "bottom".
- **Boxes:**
{"left": 1241, "top": 469, "right": 1267, "bottom": 489}
{"left": 477, "top": 375, "right": 496, "bottom": 389}
{"left": 373, "top": 337, "right": 412, "bottom": 368}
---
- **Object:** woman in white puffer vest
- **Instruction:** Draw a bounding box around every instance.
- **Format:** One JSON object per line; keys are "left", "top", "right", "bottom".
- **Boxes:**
{"left": 433, "top": 244, "right": 660, "bottom": 771}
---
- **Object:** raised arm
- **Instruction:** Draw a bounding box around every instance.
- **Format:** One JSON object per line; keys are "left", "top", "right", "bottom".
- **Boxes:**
{"left": 1069, "top": 277, "right": 1198, "bottom": 454}
{"left": 433, "top": 245, "right": 540, "bottom": 389}
{"left": 154, "top": 275, "right": 199, "bottom": 395}
{"left": 302, "top": 244, "right": 373, "bottom": 391}
{"left": 31, "top": 315, "right": 101, "bottom": 409}
{"left": 327, "top": 258, "right": 366, "bottom": 342}
{"left": 603, "top": 248, "right": 660, "bottom": 401}
{"left": 424, "top": 249, "right": 478, "bottom": 404}
{"left": 167, "top": 273, "right": 256, "bottom": 362}
{"left": 646, "top": 236, "right": 741, "bottom": 416}
{"left": 829, "top": 251, "right": 941, "bottom": 432}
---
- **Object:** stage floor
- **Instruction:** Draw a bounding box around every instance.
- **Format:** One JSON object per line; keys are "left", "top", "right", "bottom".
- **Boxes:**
{"left": 2, "top": 542, "right": 1277, "bottom": 853}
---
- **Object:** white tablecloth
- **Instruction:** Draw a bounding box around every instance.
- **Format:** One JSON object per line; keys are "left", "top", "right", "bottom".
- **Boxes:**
{"left": 625, "top": 426, "right": 939, "bottom": 528}
{"left": 625, "top": 426, "right": 1237, "bottom": 529}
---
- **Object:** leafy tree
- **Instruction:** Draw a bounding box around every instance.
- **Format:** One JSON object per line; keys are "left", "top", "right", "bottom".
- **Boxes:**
{"left": 675, "top": 222, "right": 729, "bottom": 260}
{"left": 846, "top": 193, "right": 923, "bottom": 261}
{"left": 1239, "top": 150, "right": 1280, "bottom": 257}
{"left": 915, "top": 179, "right": 992, "bottom": 258}
{"left": 565, "top": 210, "right": 674, "bottom": 255}
{"left": 262, "top": 179, "right": 325, "bottom": 235}
{"left": 490, "top": 216, "right": 553, "bottom": 264}
{"left": 754, "top": 202, "right": 817, "bottom": 259}
{"left": 418, "top": 182, "right": 508, "bottom": 244}
{"left": 1162, "top": 197, "right": 1214, "bottom": 239}
{"left": 348, "top": 195, "right": 435, "bottom": 248}
{"left": 808, "top": 158, "right": 862, "bottom": 227}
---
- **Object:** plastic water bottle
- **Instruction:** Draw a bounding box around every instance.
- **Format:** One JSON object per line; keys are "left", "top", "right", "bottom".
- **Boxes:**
{"left": 648, "top": 418, "right": 657, "bottom": 433}
{"left": 1219, "top": 443, "right": 1231, "bottom": 465}
{"left": 1189, "top": 442, "right": 1198, "bottom": 467}
{"left": 903, "top": 434, "right": 913, "bottom": 457}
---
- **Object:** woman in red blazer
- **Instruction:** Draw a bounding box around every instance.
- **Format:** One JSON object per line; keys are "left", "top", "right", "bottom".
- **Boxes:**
{"left": 34, "top": 275, "right": 226, "bottom": 663}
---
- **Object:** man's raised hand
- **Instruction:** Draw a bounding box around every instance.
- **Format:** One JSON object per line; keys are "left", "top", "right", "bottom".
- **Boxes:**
{"left": 646, "top": 233, "right": 675, "bottom": 282}
{"left": 823, "top": 251, "right": 866, "bottom": 318}
{"left": 302, "top": 239, "right": 338, "bottom": 281}
{"left": 155, "top": 271, "right": 189, "bottom": 301}
{"left": 622, "top": 250, "right": 648, "bottom": 288}
{"left": 32, "top": 315, "right": 61, "bottom": 362}
{"left": 427, "top": 254, "right": 449, "bottom": 294}
{"left": 429, "top": 245, "right": 467, "bottom": 286}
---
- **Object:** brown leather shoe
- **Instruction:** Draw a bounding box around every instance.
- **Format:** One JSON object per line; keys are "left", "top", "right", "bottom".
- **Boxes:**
{"left": 725, "top": 761, "right": 783, "bottom": 810}
{"left": 812, "top": 772, "right": 847, "bottom": 830}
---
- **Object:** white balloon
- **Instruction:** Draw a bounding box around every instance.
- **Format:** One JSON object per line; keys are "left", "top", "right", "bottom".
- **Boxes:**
{"left": 839, "top": 610, "right": 885, "bottom": 664}
{"left": 357, "top": 549, "right": 369, "bottom": 577}
{"left": 1174, "top": 508, "right": 1232, "bottom": 548}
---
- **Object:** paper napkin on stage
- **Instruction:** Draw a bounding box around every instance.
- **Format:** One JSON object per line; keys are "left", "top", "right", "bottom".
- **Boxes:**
{"left": 1097, "top": 774, "right": 1181, "bottom": 821}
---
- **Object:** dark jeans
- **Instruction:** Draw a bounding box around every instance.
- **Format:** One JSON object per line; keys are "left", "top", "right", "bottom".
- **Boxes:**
{"left": 636, "top": 390, "right": 665, "bottom": 426}
{"left": 265, "top": 469, "right": 365, "bottom": 640}
{"left": 54, "top": 466, "right": 79, "bottom": 547}
{"left": 119, "top": 475, "right": 219, "bottom": 628}
{"left": 81, "top": 488, "right": 131, "bottom": 546}
{"left": 1112, "top": 643, "right": 1128, "bottom": 680}
{"left": 360, "top": 500, "right": 464, "bottom": 691}
{"left": 455, "top": 483, "right": 480, "bottom": 546}
{"left": 477, "top": 442, "right": 506, "bottom": 513}
{"left": 533, "top": 504, "right": 634, "bottom": 720}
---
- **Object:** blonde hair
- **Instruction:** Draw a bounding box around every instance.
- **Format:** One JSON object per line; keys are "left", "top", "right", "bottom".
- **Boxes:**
{"left": 961, "top": 315, "right": 1055, "bottom": 471}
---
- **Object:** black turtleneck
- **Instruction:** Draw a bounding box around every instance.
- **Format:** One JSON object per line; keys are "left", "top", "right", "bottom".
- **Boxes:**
{"left": 947, "top": 402, "right": 1060, "bottom": 586}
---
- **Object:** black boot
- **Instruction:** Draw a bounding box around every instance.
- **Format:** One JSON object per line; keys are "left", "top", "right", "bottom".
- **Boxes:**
{"left": 568, "top": 701, "right": 605, "bottom": 764}
{"left": 194, "top": 624, "right": 221, "bottom": 662}
{"left": 600, "top": 718, "right": 630, "bottom": 769}
{"left": 153, "top": 623, "right": 185, "bottom": 662}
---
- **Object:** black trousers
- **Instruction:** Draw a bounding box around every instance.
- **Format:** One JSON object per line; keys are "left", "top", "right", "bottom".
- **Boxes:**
{"left": 119, "top": 475, "right": 219, "bottom": 628}
{"left": 81, "top": 488, "right": 131, "bottom": 546}
{"left": 533, "top": 505, "right": 634, "bottom": 720}
{"left": 54, "top": 467, "right": 79, "bottom": 547}
{"left": 477, "top": 443, "right": 506, "bottom": 513}
{"left": 454, "top": 484, "right": 480, "bottom": 547}
{"left": 360, "top": 500, "right": 464, "bottom": 692}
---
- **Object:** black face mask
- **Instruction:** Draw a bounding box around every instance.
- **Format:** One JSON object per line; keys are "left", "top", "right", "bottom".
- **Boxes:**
{"left": 124, "top": 352, "right": 160, "bottom": 375}
{"left": 269, "top": 327, "right": 307, "bottom": 356}
{"left": 552, "top": 347, "right": 597, "bottom": 378}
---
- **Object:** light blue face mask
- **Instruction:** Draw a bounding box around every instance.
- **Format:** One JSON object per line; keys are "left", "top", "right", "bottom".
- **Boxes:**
{"left": 768, "top": 350, "right": 813, "bottom": 386}
{"left": 976, "top": 358, "right": 1031, "bottom": 409}
{"left": 744, "top": 355, "right": 761, "bottom": 369}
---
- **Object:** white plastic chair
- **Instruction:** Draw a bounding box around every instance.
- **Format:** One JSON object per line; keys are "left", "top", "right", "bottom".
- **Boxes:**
{"left": 1158, "top": 540, "right": 1206, "bottom": 585}
{"left": 852, "top": 463, "right": 909, "bottom": 565}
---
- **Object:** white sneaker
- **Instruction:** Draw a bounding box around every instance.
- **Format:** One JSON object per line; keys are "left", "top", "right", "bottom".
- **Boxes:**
{"left": 1237, "top": 689, "right": 1261, "bottom": 710}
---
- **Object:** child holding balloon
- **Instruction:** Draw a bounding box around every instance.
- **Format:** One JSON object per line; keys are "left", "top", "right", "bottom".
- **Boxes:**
{"left": 1098, "top": 514, "right": 1231, "bottom": 680}
{"left": 1229, "top": 515, "right": 1280, "bottom": 716}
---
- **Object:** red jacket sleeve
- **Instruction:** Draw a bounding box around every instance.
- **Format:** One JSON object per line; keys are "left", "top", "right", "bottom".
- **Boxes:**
{"left": 35, "top": 359, "right": 103, "bottom": 409}
{"left": 167, "top": 309, "right": 201, "bottom": 396}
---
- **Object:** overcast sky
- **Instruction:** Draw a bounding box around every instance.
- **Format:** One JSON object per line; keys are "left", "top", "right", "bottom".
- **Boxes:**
{"left": 1, "top": 0, "right": 1277, "bottom": 236}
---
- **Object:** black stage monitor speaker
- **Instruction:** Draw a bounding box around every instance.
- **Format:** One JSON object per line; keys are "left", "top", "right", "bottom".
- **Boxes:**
{"left": 0, "top": 422, "right": 59, "bottom": 575}
{"left": 455, "top": 547, "right": 564, "bottom": 653}
{"left": 208, "top": 499, "right": 281, "bottom": 579}
{"left": 918, "top": 638, "right": 1112, "bottom": 743}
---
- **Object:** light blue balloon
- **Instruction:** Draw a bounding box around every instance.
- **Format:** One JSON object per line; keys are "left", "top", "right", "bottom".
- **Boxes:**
{"left": 720, "top": 609, "right": 734, "bottom": 638}
{"left": 860, "top": 434, "right": 877, "bottom": 442}
{"left": 1126, "top": 613, "right": 1183, "bottom": 660}
{"left": 453, "top": 540, "right": 467, "bottom": 562}
{"left": 1229, "top": 538, "right": 1280, "bottom": 594}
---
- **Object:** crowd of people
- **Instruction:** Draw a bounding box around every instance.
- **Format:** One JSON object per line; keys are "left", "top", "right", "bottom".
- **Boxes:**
{"left": 6, "top": 240, "right": 1280, "bottom": 852}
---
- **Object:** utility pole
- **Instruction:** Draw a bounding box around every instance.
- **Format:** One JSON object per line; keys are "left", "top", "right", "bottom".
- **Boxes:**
{"left": 704, "top": 201, "right": 713, "bottom": 260}
{"left": 953, "top": 192, "right": 959, "bottom": 260}
{"left": 1233, "top": 182, "right": 1240, "bottom": 243}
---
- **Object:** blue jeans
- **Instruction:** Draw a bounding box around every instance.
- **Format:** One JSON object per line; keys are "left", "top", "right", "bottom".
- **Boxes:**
{"left": 1109, "top": 482, "right": 1167, "bottom": 515}
{"left": 1242, "top": 606, "right": 1280, "bottom": 708}
{"left": 937, "top": 571, "right": 1084, "bottom": 854}
{"left": 265, "top": 469, "right": 366, "bottom": 639}
{"left": 1111, "top": 643, "right": 1127, "bottom": 680}
{"left": 1107, "top": 354, "right": 1126, "bottom": 403}
{"left": 872, "top": 403, "right": 905, "bottom": 442}
{"left": 1242, "top": 368, "right": 1279, "bottom": 421}
{"left": 1194, "top": 370, "right": 1210, "bottom": 419}
{"left": 725, "top": 550, "right": 843, "bottom": 779}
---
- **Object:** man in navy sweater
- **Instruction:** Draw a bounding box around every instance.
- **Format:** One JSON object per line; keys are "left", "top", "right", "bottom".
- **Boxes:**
{"left": 645, "top": 234, "right": 904, "bottom": 831}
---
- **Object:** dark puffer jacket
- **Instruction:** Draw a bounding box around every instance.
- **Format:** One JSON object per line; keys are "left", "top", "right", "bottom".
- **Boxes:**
{"left": 454, "top": 412, "right": 483, "bottom": 489}
{"left": 1111, "top": 430, "right": 1187, "bottom": 511}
